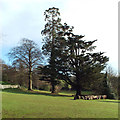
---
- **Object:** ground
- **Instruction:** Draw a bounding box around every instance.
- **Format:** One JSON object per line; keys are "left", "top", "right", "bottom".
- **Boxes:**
{"left": 1, "top": 88, "right": 119, "bottom": 118}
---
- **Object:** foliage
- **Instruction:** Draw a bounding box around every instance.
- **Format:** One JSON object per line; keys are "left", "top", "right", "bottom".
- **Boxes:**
{"left": 55, "top": 23, "right": 109, "bottom": 97}
{"left": 0, "top": 81, "right": 14, "bottom": 85}
{"left": 118, "top": 75, "right": 120, "bottom": 99}
{"left": 38, "top": 82, "right": 51, "bottom": 91}
{"left": 41, "top": 7, "right": 62, "bottom": 93}
{"left": 2, "top": 63, "right": 18, "bottom": 84}
{"left": 107, "top": 66, "right": 118, "bottom": 99}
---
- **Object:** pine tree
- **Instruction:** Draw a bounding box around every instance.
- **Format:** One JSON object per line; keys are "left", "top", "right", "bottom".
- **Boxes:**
{"left": 56, "top": 24, "right": 109, "bottom": 98}
{"left": 41, "top": 7, "right": 62, "bottom": 93}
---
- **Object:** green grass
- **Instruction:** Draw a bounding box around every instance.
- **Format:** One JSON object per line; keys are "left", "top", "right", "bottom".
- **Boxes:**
{"left": 2, "top": 88, "right": 118, "bottom": 118}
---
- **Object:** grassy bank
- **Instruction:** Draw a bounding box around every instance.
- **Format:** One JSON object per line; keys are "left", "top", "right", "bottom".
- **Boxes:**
{"left": 2, "top": 88, "right": 118, "bottom": 118}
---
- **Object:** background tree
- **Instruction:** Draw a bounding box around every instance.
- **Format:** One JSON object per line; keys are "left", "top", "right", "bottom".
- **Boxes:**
{"left": 89, "top": 66, "right": 118, "bottom": 99}
{"left": 41, "top": 7, "right": 62, "bottom": 93}
{"left": 106, "top": 66, "right": 118, "bottom": 99}
{"left": 8, "top": 38, "right": 42, "bottom": 90}
{"left": 14, "top": 62, "right": 28, "bottom": 87}
{"left": 118, "top": 74, "right": 120, "bottom": 99}
{"left": 99, "top": 72, "right": 113, "bottom": 98}
{"left": 56, "top": 24, "right": 109, "bottom": 98}
{"left": 2, "top": 63, "right": 18, "bottom": 85}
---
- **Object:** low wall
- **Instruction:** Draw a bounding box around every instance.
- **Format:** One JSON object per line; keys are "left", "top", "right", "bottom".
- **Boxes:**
{"left": 0, "top": 84, "right": 20, "bottom": 89}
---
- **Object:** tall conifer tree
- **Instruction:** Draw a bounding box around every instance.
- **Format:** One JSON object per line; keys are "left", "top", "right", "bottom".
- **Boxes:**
{"left": 56, "top": 23, "right": 109, "bottom": 98}
{"left": 41, "top": 7, "right": 62, "bottom": 93}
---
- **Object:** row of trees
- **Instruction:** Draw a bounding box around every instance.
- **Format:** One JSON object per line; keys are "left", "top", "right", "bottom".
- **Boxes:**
{"left": 4, "top": 7, "right": 117, "bottom": 99}
{"left": 2, "top": 59, "right": 36, "bottom": 88}
{"left": 2, "top": 58, "right": 118, "bottom": 98}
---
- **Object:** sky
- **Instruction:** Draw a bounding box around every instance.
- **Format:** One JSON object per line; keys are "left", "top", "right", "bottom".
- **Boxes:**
{"left": 0, "top": 0, "right": 118, "bottom": 74}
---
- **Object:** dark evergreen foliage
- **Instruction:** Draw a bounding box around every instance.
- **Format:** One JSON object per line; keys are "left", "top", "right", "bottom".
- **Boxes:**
{"left": 55, "top": 23, "right": 109, "bottom": 98}
{"left": 41, "top": 7, "right": 62, "bottom": 93}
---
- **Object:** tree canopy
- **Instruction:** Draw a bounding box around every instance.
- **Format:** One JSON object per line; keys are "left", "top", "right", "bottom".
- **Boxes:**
{"left": 55, "top": 23, "right": 109, "bottom": 98}
{"left": 41, "top": 7, "right": 62, "bottom": 93}
{"left": 4, "top": 7, "right": 112, "bottom": 99}
{"left": 8, "top": 38, "right": 43, "bottom": 90}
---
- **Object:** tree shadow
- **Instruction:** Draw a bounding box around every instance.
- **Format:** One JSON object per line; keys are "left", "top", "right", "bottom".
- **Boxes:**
{"left": 98, "top": 100, "right": 120, "bottom": 103}
{"left": 2, "top": 88, "right": 73, "bottom": 97}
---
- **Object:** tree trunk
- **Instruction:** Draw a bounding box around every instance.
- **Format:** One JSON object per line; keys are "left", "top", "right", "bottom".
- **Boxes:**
{"left": 28, "top": 70, "right": 32, "bottom": 90}
{"left": 28, "top": 51, "right": 32, "bottom": 90}
{"left": 74, "top": 74, "right": 81, "bottom": 99}
{"left": 51, "top": 84, "right": 55, "bottom": 93}
{"left": 74, "top": 86, "right": 81, "bottom": 99}
{"left": 76, "top": 87, "right": 81, "bottom": 96}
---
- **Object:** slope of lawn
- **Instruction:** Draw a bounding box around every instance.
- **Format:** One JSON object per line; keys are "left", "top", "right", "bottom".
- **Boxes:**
{"left": 2, "top": 88, "right": 118, "bottom": 118}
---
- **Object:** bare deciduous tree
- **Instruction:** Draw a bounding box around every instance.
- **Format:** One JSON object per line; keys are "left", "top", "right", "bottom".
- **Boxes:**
{"left": 8, "top": 38, "right": 43, "bottom": 90}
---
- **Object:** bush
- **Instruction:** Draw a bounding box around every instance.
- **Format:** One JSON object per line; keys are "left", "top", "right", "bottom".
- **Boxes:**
{"left": 39, "top": 84, "right": 50, "bottom": 91}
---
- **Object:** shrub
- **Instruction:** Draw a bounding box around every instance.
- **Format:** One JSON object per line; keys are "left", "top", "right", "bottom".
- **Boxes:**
{"left": 39, "top": 84, "right": 50, "bottom": 91}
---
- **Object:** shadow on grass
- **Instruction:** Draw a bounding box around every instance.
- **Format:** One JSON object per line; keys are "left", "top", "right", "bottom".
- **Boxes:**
{"left": 2, "top": 88, "right": 73, "bottom": 98}
{"left": 98, "top": 100, "right": 120, "bottom": 103}
{"left": 1, "top": 118, "right": 119, "bottom": 120}
{"left": 2, "top": 118, "right": 119, "bottom": 120}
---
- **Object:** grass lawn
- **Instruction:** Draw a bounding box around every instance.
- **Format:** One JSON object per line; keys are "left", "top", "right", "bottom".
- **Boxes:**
{"left": 2, "top": 88, "right": 118, "bottom": 118}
